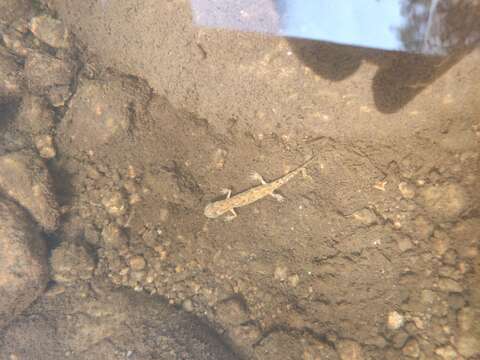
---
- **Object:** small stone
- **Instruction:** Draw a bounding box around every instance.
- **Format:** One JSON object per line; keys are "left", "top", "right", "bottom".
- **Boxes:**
{"left": 303, "top": 340, "right": 339, "bottom": 360}
{"left": 46, "top": 84, "right": 71, "bottom": 107}
{"left": 212, "top": 148, "right": 227, "bottom": 169}
{"left": 434, "top": 345, "right": 458, "bottom": 360}
{"left": 438, "top": 278, "right": 463, "bottom": 293}
{"left": 288, "top": 274, "right": 300, "bottom": 287}
{"left": 35, "top": 134, "right": 56, "bottom": 159}
{"left": 397, "top": 237, "right": 414, "bottom": 252}
{"left": 413, "top": 216, "right": 434, "bottom": 240}
{"left": 402, "top": 338, "right": 420, "bottom": 358}
{"left": 50, "top": 242, "right": 95, "bottom": 284}
{"left": 457, "top": 307, "right": 476, "bottom": 332}
{"left": 274, "top": 265, "right": 288, "bottom": 281}
{"left": 101, "top": 191, "right": 127, "bottom": 217}
{"left": 399, "top": 182, "right": 416, "bottom": 199}
{"left": 129, "top": 256, "right": 146, "bottom": 271}
{"left": 392, "top": 330, "right": 409, "bottom": 349}
{"left": 101, "top": 223, "right": 128, "bottom": 249}
{"left": 457, "top": 335, "right": 480, "bottom": 358}
{"left": 230, "top": 324, "right": 261, "bottom": 349}
{"left": 29, "top": 15, "right": 69, "bottom": 49}
{"left": 216, "top": 297, "right": 249, "bottom": 326}
{"left": 352, "top": 208, "right": 377, "bottom": 226}
{"left": 420, "top": 183, "right": 468, "bottom": 221}
{"left": 432, "top": 230, "right": 450, "bottom": 257}
{"left": 387, "top": 311, "right": 405, "bottom": 330}
{"left": 182, "top": 299, "right": 193, "bottom": 312}
{"left": 336, "top": 340, "right": 364, "bottom": 360}
{"left": 421, "top": 289, "right": 436, "bottom": 305}
{"left": 442, "top": 249, "right": 457, "bottom": 266}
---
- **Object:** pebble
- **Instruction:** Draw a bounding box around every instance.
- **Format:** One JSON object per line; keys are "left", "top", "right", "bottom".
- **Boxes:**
{"left": 303, "top": 340, "right": 339, "bottom": 360}
{"left": 0, "top": 151, "right": 59, "bottom": 232}
{"left": 392, "top": 330, "right": 409, "bottom": 349}
{"left": 46, "top": 84, "right": 71, "bottom": 106}
{"left": 438, "top": 278, "right": 463, "bottom": 293}
{"left": 439, "top": 267, "right": 463, "bottom": 283}
{"left": 0, "top": 197, "right": 48, "bottom": 328}
{"left": 442, "top": 249, "right": 457, "bottom": 266}
{"left": 420, "top": 183, "right": 468, "bottom": 221}
{"left": 288, "top": 274, "right": 300, "bottom": 287}
{"left": 274, "top": 265, "right": 288, "bottom": 281}
{"left": 457, "top": 335, "right": 480, "bottom": 358}
{"left": 402, "top": 338, "right": 420, "bottom": 358}
{"left": 457, "top": 307, "right": 476, "bottom": 332}
{"left": 101, "top": 191, "right": 127, "bottom": 217}
{"left": 230, "top": 324, "right": 261, "bottom": 350}
{"left": 50, "top": 242, "right": 95, "bottom": 284}
{"left": 129, "top": 256, "right": 146, "bottom": 271}
{"left": 101, "top": 223, "right": 128, "bottom": 249}
{"left": 29, "top": 15, "right": 69, "bottom": 49}
{"left": 352, "top": 208, "right": 377, "bottom": 226}
{"left": 215, "top": 297, "right": 249, "bottom": 326}
{"left": 420, "top": 289, "right": 439, "bottom": 305}
{"left": 432, "top": 230, "right": 450, "bottom": 257}
{"left": 434, "top": 345, "right": 458, "bottom": 360}
{"left": 387, "top": 310, "right": 405, "bottom": 330}
{"left": 336, "top": 340, "right": 364, "bottom": 360}
{"left": 398, "top": 182, "right": 416, "bottom": 199}
{"left": 35, "top": 134, "right": 56, "bottom": 159}
{"left": 182, "top": 299, "right": 193, "bottom": 312}
{"left": 413, "top": 216, "right": 434, "bottom": 240}
{"left": 396, "top": 237, "right": 414, "bottom": 252}
{"left": 212, "top": 148, "right": 227, "bottom": 169}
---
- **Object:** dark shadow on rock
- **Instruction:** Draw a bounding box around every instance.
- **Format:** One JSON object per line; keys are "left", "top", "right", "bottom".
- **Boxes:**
{"left": 288, "top": 40, "right": 363, "bottom": 81}
{"left": 370, "top": 49, "right": 470, "bottom": 113}
{"left": 288, "top": 37, "right": 476, "bottom": 113}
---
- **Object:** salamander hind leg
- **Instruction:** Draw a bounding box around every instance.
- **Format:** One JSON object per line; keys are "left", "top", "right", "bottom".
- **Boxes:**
{"left": 224, "top": 208, "right": 237, "bottom": 221}
{"left": 250, "top": 172, "right": 267, "bottom": 185}
{"left": 271, "top": 192, "right": 285, "bottom": 202}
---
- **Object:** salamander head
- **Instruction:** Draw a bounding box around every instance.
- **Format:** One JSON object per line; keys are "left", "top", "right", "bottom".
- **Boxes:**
{"left": 204, "top": 202, "right": 226, "bottom": 219}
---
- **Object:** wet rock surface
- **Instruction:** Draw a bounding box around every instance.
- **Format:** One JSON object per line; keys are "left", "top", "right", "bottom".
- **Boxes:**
{"left": 29, "top": 15, "right": 69, "bottom": 49}
{"left": 0, "top": 197, "right": 48, "bottom": 329}
{"left": 57, "top": 77, "right": 149, "bottom": 155}
{"left": 0, "top": 283, "right": 239, "bottom": 360}
{"left": 0, "top": 151, "right": 59, "bottom": 232}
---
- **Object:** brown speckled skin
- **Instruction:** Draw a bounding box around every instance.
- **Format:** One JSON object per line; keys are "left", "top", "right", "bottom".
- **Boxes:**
{"left": 204, "top": 158, "right": 315, "bottom": 219}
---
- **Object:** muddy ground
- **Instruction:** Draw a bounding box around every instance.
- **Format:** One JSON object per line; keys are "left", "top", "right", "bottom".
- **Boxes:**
{"left": 0, "top": 0, "right": 479, "bottom": 359}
